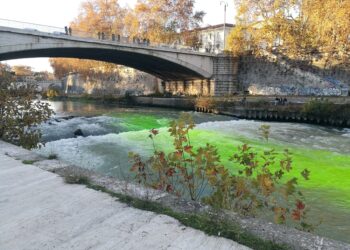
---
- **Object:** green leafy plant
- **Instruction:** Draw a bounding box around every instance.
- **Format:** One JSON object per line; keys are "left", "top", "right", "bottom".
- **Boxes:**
{"left": 63, "top": 173, "right": 90, "bottom": 185}
{"left": 22, "top": 160, "right": 37, "bottom": 165}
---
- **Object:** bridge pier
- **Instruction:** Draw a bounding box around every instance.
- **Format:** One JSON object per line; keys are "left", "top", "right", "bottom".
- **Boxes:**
{"left": 163, "top": 56, "right": 239, "bottom": 96}
{"left": 212, "top": 55, "right": 239, "bottom": 96}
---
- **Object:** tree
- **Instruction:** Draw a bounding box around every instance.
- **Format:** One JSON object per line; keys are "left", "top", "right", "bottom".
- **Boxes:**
{"left": 50, "top": 0, "right": 128, "bottom": 80}
{"left": 12, "top": 65, "right": 33, "bottom": 76}
{"left": 50, "top": 0, "right": 205, "bottom": 80}
{"left": 0, "top": 63, "right": 53, "bottom": 149}
{"left": 70, "top": 0, "right": 127, "bottom": 37}
{"left": 301, "top": 0, "right": 350, "bottom": 66}
{"left": 130, "top": 0, "right": 205, "bottom": 44}
{"left": 228, "top": 0, "right": 350, "bottom": 67}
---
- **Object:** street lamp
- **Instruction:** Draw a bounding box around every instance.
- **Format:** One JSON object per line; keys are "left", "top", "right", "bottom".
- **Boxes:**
{"left": 220, "top": 1, "right": 228, "bottom": 51}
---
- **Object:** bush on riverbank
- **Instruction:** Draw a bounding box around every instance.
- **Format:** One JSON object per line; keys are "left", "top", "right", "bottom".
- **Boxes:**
{"left": 43, "top": 89, "right": 60, "bottom": 99}
{"left": 0, "top": 63, "right": 53, "bottom": 149}
{"left": 130, "top": 114, "right": 313, "bottom": 230}
{"left": 302, "top": 99, "right": 350, "bottom": 121}
{"left": 195, "top": 96, "right": 217, "bottom": 112}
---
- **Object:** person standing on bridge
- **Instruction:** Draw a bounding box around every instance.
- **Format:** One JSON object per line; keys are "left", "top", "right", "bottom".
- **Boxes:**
{"left": 68, "top": 27, "right": 72, "bottom": 36}
{"left": 64, "top": 26, "right": 68, "bottom": 35}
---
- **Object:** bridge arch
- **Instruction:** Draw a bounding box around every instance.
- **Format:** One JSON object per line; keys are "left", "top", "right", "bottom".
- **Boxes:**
{"left": 0, "top": 27, "right": 214, "bottom": 80}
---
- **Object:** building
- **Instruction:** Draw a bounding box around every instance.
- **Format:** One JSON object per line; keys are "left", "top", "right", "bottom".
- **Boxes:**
{"left": 196, "top": 23, "right": 234, "bottom": 54}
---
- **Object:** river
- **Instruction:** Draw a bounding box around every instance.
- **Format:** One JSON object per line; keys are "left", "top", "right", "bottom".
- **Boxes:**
{"left": 34, "top": 100, "right": 350, "bottom": 243}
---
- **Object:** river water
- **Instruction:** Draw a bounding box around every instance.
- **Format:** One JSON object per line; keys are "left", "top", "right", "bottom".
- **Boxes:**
{"left": 35, "top": 100, "right": 350, "bottom": 243}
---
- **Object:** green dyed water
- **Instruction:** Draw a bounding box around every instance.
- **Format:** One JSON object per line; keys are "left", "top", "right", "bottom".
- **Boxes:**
{"left": 36, "top": 101, "right": 350, "bottom": 243}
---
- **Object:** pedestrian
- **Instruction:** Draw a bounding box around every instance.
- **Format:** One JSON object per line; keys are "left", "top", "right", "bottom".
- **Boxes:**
{"left": 68, "top": 27, "right": 72, "bottom": 36}
{"left": 283, "top": 97, "right": 287, "bottom": 105}
{"left": 98, "top": 32, "right": 101, "bottom": 39}
{"left": 64, "top": 26, "right": 68, "bottom": 35}
{"left": 101, "top": 32, "right": 105, "bottom": 40}
{"left": 117, "top": 34, "right": 120, "bottom": 42}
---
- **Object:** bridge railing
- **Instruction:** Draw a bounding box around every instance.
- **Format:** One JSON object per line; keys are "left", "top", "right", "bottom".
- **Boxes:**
{"left": 0, "top": 18, "right": 210, "bottom": 54}
{"left": 0, "top": 18, "right": 65, "bottom": 35}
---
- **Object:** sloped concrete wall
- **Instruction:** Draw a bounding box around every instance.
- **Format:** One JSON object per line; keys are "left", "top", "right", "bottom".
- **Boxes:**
{"left": 239, "top": 56, "right": 350, "bottom": 96}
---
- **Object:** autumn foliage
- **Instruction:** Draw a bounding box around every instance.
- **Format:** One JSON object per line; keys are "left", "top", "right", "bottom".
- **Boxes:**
{"left": 130, "top": 114, "right": 313, "bottom": 230}
{"left": 0, "top": 63, "right": 53, "bottom": 149}
{"left": 228, "top": 0, "right": 350, "bottom": 68}
{"left": 50, "top": 0, "right": 204, "bottom": 79}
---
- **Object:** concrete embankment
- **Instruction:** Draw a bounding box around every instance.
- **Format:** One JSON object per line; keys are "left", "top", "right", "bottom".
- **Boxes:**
{"left": 131, "top": 96, "right": 350, "bottom": 127}
{"left": 0, "top": 141, "right": 248, "bottom": 250}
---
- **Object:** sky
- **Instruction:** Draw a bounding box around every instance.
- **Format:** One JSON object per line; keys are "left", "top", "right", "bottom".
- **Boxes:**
{"left": 0, "top": 0, "right": 236, "bottom": 72}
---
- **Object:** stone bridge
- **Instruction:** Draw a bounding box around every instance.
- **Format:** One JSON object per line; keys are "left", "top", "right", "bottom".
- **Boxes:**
{"left": 0, "top": 26, "right": 238, "bottom": 96}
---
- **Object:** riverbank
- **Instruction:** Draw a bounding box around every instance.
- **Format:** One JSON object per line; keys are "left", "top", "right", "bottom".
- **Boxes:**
{"left": 1, "top": 140, "right": 349, "bottom": 249}
{"left": 130, "top": 96, "right": 350, "bottom": 127}
{"left": 48, "top": 95, "right": 350, "bottom": 128}
{"left": 35, "top": 101, "right": 350, "bottom": 243}
{"left": 0, "top": 140, "right": 249, "bottom": 250}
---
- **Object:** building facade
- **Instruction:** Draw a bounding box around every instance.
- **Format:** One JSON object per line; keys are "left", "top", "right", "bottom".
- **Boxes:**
{"left": 196, "top": 23, "right": 234, "bottom": 54}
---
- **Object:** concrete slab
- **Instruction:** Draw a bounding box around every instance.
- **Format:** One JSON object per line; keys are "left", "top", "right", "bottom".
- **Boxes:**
{"left": 0, "top": 153, "right": 250, "bottom": 250}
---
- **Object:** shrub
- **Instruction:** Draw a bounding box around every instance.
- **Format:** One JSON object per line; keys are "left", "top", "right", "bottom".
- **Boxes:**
{"left": 195, "top": 96, "right": 216, "bottom": 111}
{"left": 130, "top": 114, "right": 313, "bottom": 229}
{"left": 64, "top": 173, "right": 90, "bottom": 185}
{"left": 45, "top": 89, "right": 59, "bottom": 99}
{"left": 302, "top": 99, "right": 336, "bottom": 119}
{"left": 0, "top": 63, "right": 54, "bottom": 149}
{"left": 302, "top": 99, "right": 350, "bottom": 121}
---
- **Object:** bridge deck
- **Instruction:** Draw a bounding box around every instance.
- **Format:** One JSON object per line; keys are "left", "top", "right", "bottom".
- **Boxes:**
{"left": 0, "top": 26, "right": 216, "bottom": 80}
{"left": 0, "top": 25, "right": 215, "bottom": 57}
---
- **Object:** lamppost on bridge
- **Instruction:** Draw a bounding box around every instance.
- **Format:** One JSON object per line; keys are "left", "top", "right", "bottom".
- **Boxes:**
{"left": 220, "top": 1, "right": 228, "bottom": 51}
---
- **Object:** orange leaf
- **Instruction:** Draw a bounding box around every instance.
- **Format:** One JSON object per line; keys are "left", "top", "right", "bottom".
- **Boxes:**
{"left": 184, "top": 145, "right": 193, "bottom": 153}
{"left": 292, "top": 209, "right": 301, "bottom": 221}
{"left": 150, "top": 128, "right": 159, "bottom": 136}
{"left": 296, "top": 200, "right": 305, "bottom": 210}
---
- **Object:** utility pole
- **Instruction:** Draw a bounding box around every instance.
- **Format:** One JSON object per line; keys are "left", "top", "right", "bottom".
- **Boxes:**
{"left": 220, "top": 1, "right": 228, "bottom": 51}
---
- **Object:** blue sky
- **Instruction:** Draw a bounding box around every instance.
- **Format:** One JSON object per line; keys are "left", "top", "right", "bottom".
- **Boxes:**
{"left": 0, "top": 0, "right": 236, "bottom": 72}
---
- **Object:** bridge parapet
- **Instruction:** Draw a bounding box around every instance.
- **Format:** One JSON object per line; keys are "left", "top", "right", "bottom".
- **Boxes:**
{"left": 0, "top": 18, "right": 203, "bottom": 54}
